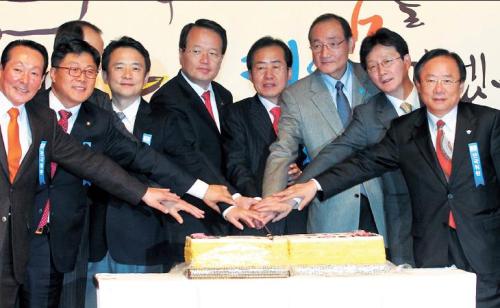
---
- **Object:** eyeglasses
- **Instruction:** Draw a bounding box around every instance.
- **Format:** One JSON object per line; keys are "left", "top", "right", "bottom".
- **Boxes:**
{"left": 53, "top": 66, "right": 98, "bottom": 79}
{"left": 310, "top": 39, "right": 345, "bottom": 53}
{"left": 423, "top": 78, "right": 461, "bottom": 87}
{"left": 366, "top": 57, "right": 402, "bottom": 73}
{"left": 183, "top": 48, "right": 222, "bottom": 61}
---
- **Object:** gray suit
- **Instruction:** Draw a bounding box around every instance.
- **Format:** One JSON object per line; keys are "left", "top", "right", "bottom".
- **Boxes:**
{"left": 263, "top": 62, "right": 385, "bottom": 239}
{"left": 300, "top": 92, "right": 415, "bottom": 265}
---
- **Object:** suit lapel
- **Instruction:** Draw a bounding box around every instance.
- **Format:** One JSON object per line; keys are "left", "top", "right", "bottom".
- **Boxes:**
{"left": 309, "top": 71, "right": 343, "bottom": 135}
{"left": 351, "top": 61, "right": 375, "bottom": 108}
{"left": 450, "top": 103, "right": 476, "bottom": 183}
{"left": 375, "top": 93, "right": 399, "bottom": 129}
{"left": 0, "top": 129, "right": 9, "bottom": 181}
{"left": 133, "top": 99, "right": 152, "bottom": 140}
{"left": 411, "top": 109, "right": 448, "bottom": 185}
{"left": 249, "top": 95, "right": 275, "bottom": 144}
{"left": 14, "top": 102, "right": 39, "bottom": 183}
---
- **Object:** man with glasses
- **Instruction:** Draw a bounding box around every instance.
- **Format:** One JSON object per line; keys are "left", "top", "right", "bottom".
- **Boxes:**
{"left": 262, "top": 13, "right": 384, "bottom": 238}
{"left": 271, "top": 48, "right": 500, "bottom": 308}
{"left": 221, "top": 36, "right": 306, "bottom": 235}
{"left": 150, "top": 19, "right": 263, "bottom": 264}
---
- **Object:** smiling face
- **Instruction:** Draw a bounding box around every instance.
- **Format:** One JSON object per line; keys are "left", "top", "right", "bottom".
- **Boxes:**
{"left": 50, "top": 52, "right": 97, "bottom": 108}
{"left": 0, "top": 46, "right": 45, "bottom": 106}
{"left": 365, "top": 44, "right": 411, "bottom": 98}
{"left": 309, "top": 19, "right": 353, "bottom": 79}
{"left": 179, "top": 26, "right": 223, "bottom": 89}
{"left": 415, "top": 55, "right": 464, "bottom": 117}
{"left": 249, "top": 45, "right": 291, "bottom": 104}
{"left": 103, "top": 47, "right": 148, "bottom": 106}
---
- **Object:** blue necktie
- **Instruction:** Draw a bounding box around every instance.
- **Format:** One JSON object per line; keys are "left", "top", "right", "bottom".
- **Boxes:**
{"left": 335, "top": 81, "right": 351, "bottom": 128}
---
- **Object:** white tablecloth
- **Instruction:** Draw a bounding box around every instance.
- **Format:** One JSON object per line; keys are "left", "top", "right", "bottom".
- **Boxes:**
{"left": 96, "top": 268, "right": 476, "bottom": 308}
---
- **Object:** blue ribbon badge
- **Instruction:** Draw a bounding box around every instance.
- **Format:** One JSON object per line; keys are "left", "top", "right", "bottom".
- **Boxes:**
{"left": 38, "top": 140, "right": 47, "bottom": 185}
{"left": 468, "top": 142, "right": 485, "bottom": 187}
{"left": 82, "top": 141, "right": 92, "bottom": 186}
{"left": 142, "top": 133, "right": 152, "bottom": 146}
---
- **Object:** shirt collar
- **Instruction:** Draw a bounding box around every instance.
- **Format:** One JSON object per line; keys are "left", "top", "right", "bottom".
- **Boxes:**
{"left": 257, "top": 95, "right": 279, "bottom": 113}
{"left": 112, "top": 97, "right": 141, "bottom": 121}
{"left": 0, "top": 90, "right": 27, "bottom": 116}
{"left": 49, "top": 90, "right": 81, "bottom": 118}
{"left": 385, "top": 83, "right": 420, "bottom": 111}
{"left": 320, "top": 61, "right": 352, "bottom": 91}
{"left": 181, "top": 70, "right": 214, "bottom": 97}
{"left": 427, "top": 104, "right": 458, "bottom": 131}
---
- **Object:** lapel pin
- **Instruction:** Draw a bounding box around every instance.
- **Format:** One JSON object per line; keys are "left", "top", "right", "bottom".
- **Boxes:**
{"left": 358, "top": 88, "right": 365, "bottom": 95}
{"left": 466, "top": 130, "right": 471, "bottom": 135}
{"left": 86, "top": 121, "right": 91, "bottom": 126}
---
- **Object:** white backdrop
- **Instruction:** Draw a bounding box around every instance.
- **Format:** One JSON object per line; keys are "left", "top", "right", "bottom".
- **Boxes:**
{"left": 0, "top": 1, "right": 498, "bottom": 107}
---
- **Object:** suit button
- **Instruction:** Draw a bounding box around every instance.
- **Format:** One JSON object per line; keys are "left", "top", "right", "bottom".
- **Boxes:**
{"left": 354, "top": 194, "right": 360, "bottom": 198}
{"left": 1, "top": 216, "right": 7, "bottom": 222}
{"left": 447, "top": 193, "right": 453, "bottom": 200}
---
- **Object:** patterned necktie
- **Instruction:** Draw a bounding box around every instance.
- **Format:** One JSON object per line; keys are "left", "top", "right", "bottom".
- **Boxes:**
{"left": 335, "top": 81, "right": 351, "bottom": 128}
{"left": 435, "top": 119, "right": 456, "bottom": 229}
{"left": 202, "top": 90, "right": 215, "bottom": 120}
{"left": 7, "top": 108, "right": 21, "bottom": 183}
{"left": 115, "top": 111, "right": 133, "bottom": 133}
{"left": 36, "top": 110, "right": 72, "bottom": 234}
{"left": 400, "top": 102, "right": 413, "bottom": 114}
{"left": 270, "top": 106, "right": 281, "bottom": 135}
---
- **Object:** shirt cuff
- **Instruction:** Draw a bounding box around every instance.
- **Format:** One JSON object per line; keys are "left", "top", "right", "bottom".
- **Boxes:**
{"left": 186, "top": 179, "right": 209, "bottom": 200}
{"left": 232, "top": 193, "right": 242, "bottom": 200}
{"left": 222, "top": 205, "right": 236, "bottom": 219}
{"left": 311, "top": 179, "right": 323, "bottom": 191}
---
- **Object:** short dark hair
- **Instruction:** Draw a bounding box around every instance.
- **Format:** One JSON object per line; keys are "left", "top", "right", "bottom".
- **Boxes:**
{"left": 179, "top": 19, "right": 227, "bottom": 55}
{"left": 359, "top": 28, "right": 409, "bottom": 70}
{"left": 54, "top": 20, "right": 102, "bottom": 49}
{"left": 246, "top": 36, "right": 292, "bottom": 71}
{"left": 1, "top": 39, "right": 49, "bottom": 73}
{"left": 413, "top": 48, "right": 466, "bottom": 83}
{"left": 308, "top": 13, "right": 352, "bottom": 43}
{"left": 51, "top": 39, "right": 100, "bottom": 68}
{"left": 102, "top": 36, "right": 151, "bottom": 73}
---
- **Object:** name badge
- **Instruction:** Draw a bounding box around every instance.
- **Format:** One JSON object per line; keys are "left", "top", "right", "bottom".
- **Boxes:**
{"left": 38, "top": 141, "right": 47, "bottom": 185}
{"left": 82, "top": 141, "right": 92, "bottom": 186}
{"left": 142, "top": 133, "right": 152, "bottom": 146}
{"left": 468, "top": 142, "right": 485, "bottom": 187}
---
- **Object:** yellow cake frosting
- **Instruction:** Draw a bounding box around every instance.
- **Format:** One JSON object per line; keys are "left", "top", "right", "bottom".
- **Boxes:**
{"left": 185, "top": 231, "right": 386, "bottom": 269}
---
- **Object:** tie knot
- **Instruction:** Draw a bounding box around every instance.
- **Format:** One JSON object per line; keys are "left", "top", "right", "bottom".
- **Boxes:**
{"left": 7, "top": 108, "right": 19, "bottom": 119}
{"left": 115, "top": 111, "right": 126, "bottom": 121}
{"left": 270, "top": 106, "right": 281, "bottom": 119}
{"left": 58, "top": 110, "right": 72, "bottom": 120}
{"left": 400, "top": 102, "right": 412, "bottom": 114}
{"left": 437, "top": 119, "right": 446, "bottom": 129}
{"left": 202, "top": 90, "right": 211, "bottom": 101}
{"left": 335, "top": 81, "right": 344, "bottom": 91}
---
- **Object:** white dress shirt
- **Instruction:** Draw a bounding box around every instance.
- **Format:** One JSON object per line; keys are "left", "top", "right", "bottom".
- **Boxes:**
{"left": 0, "top": 91, "right": 31, "bottom": 163}
{"left": 49, "top": 91, "right": 81, "bottom": 134}
{"left": 385, "top": 84, "right": 420, "bottom": 117}
{"left": 258, "top": 95, "right": 280, "bottom": 122}
{"left": 427, "top": 105, "right": 458, "bottom": 152}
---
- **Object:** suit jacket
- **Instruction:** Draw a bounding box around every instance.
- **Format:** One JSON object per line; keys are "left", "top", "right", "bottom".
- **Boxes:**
{"left": 221, "top": 95, "right": 307, "bottom": 235}
{"left": 317, "top": 102, "right": 500, "bottom": 279}
{"left": 31, "top": 90, "right": 196, "bottom": 270}
{"left": 0, "top": 99, "right": 146, "bottom": 283}
{"left": 149, "top": 70, "right": 234, "bottom": 262}
{"left": 263, "top": 62, "right": 386, "bottom": 237}
{"left": 300, "top": 92, "right": 414, "bottom": 265}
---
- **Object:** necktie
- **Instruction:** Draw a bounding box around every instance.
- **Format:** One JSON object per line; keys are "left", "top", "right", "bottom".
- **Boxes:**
{"left": 36, "top": 110, "right": 72, "bottom": 234}
{"left": 335, "top": 81, "right": 351, "bottom": 128}
{"left": 115, "top": 111, "right": 133, "bottom": 133}
{"left": 202, "top": 90, "right": 215, "bottom": 120}
{"left": 435, "top": 119, "right": 456, "bottom": 229}
{"left": 7, "top": 108, "right": 21, "bottom": 183}
{"left": 270, "top": 106, "right": 281, "bottom": 135}
{"left": 400, "top": 102, "right": 413, "bottom": 114}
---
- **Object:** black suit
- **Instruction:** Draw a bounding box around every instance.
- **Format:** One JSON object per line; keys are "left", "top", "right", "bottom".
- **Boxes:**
{"left": 150, "top": 70, "right": 234, "bottom": 262}
{"left": 221, "top": 95, "right": 307, "bottom": 235}
{"left": 315, "top": 102, "right": 500, "bottom": 307}
{"left": 0, "top": 99, "right": 147, "bottom": 308}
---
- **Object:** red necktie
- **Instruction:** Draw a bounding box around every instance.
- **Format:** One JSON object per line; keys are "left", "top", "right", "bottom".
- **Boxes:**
{"left": 36, "top": 110, "right": 72, "bottom": 233}
{"left": 7, "top": 108, "right": 21, "bottom": 183}
{"left": 201, "top": 90, "right": 215, "bottom": 120}
{"left": 270, "top": 106, "right": 281, "bottom": 135}
{"left": 435, "top": 120, "right": 456, "bottom": 229}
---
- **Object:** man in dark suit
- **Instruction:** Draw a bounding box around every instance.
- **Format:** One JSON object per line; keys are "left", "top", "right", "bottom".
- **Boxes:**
{"left": 287, "top": 28, "right": 418, "bottom": 265}
{"left": 0, "top": 40, "right": 190, "bottom": 308}
{"left": 221, "top": 36, "right": 306, "bottom": 235}
{"left": 150, "top": 18, "right": 263, "bottom": 262}
{"left": 270, "top": 49, "right": 500, "bottom": 308}
{"left": 23, "top": 39, "right": 228, "bottom": 308}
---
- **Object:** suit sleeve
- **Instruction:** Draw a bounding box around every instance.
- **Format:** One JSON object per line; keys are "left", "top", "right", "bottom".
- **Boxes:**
{"left": 489, "top": 109, "right": 500, "bottom": 180}
{"left": 100, "top": 111, "right": 196, "bottom": 196}
{"left": 299, "top": 104, "right": 369, "bottom": 182}
{"left": 316, "top": 125, "right": 400, "bottom": 200}
{"left": 51, "top": 116, "right": 147, "bottom": 205}
{"left": 221, "top": 106, "right": 259, "bottom": 197}
{"left": 262, "top": 89, "right": 302, "bottom": 196}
